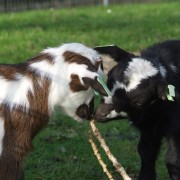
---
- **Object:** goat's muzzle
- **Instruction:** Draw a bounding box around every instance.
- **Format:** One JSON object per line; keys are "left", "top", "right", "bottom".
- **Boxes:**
{"left": 94, "top": 103, "right": 114, "bottom": 122}
{"left": 76, "top": 104, "right": 92, "bottom": 120}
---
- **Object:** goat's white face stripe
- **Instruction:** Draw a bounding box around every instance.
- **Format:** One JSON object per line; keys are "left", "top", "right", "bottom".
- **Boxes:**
{"left": 124, "top": 58, "right": 158, "bottom": 91}
{"left": 0, "top": 75, "right": 33, "bottom": 109}
{"left": 0, "top": 118, "right": 5, "bottom": 156}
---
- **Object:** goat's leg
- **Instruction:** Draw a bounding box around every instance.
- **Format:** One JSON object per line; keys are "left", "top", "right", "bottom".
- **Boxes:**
{"left": 137, "top": 131, "right": 163, "bottom": 180}
{"left": 0, "top": 156, "right": 24, "bottom": 180}
{"left": 165, "top": 135, "right": 180, "bottom": 180}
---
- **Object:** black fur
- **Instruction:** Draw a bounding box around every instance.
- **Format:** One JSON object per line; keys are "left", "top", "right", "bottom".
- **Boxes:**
{"left": 95, "top": 40, "right": 180, "bottom": 180}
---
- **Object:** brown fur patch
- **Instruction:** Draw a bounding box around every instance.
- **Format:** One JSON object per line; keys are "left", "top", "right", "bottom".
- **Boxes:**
{"left": 28, "top": 53, "right": 54, "bottom": 64}
{"left": 0, "top": 104, "right": 31, "bottom": 180}
{"left": 0, "top": 64, "right": 26, "bottom": 80}
{"left": 0, "top": 53, "right": 54, "bottom": 81}
{"left": 27, "top": 75, "right": 50, "bottom": 138}
{"left": 95, "top": 60, "right": 103, "bottom": 71}
{"left": 63, "top": 51, "right": 98, "bottom": 72}
{"left": 70, "top": 74, "right": 88, "bottom": 92}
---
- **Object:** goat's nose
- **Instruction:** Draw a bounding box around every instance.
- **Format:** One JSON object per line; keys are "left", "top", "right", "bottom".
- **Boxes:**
{"left": 76, "top": 104, "right": 90, "bottom": 120}
{"left": 94, "top": 103, "right": 114, "bottom": 122}
{"left": 94, "top": 108, "right": 107, "bottom": 122}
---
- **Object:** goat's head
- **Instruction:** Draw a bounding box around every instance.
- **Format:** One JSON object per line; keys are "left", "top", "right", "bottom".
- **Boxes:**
{"left": 41, "top": 43, "right": 108, "bottom": 122}
{"left": 94, "top": 45, "right": 173, "bottom": 122}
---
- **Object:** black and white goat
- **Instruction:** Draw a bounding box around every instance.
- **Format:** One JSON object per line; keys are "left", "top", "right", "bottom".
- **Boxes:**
{"left": 0, "top": 43, "right": 107, "bottom": 180}
{"left": 94, "top": 40, "right": 180, "bottom": 180}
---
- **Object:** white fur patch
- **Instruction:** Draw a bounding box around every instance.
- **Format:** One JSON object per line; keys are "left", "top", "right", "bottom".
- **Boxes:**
{"left": 59, "top": 89, "right": 94, "bottom": 122}
{"left": 159, "top": 65, "right": 167, "bottom": 78}
{"left": 106, "top": 110, "right": 128, "bottom": 119}
{"left": 124, "top": 58, "right": 158, "bottom": 91}
{"left": 0, "top": 75, "right": 34, "bottom": 110}
{"left": 0, "top": 118, "right": 5, "bottom": 156}
{"left": 29, "top": 60, "right": 54, "bottom": 79}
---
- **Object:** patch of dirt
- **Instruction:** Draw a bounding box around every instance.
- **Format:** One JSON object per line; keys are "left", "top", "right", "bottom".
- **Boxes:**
{"left": 102, "top": 52, "right": 140, "bottom": 75}
{"left": 102, "top": 55, "right": 117, "bottom": 75}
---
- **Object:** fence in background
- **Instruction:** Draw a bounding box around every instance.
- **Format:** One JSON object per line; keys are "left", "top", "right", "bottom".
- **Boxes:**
{"left": 0, "top": 0, "right": 98, "bottom": 12}
{"left": 0, "top": 0, "right": 170, "bottom": 12}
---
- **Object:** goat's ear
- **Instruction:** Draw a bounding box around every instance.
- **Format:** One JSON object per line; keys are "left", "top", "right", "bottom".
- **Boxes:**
{"left": 94, "top": 45, "right": 134, "bottom": 63}
{"left": 157, "top": 81, "right": 168, "bottom": 100}
{"left": 82, "top": 77, "right": 108, "bottom": 96}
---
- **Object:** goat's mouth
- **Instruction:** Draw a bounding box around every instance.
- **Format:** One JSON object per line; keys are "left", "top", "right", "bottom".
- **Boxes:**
{"left": 94, "top": 103, "right": 114, "bottom": 122}
{"left": 94, "top": 103, "right": 128, "bottom": 122}
{"left": 75, "top": 104, "right": 92, "bottom": 121}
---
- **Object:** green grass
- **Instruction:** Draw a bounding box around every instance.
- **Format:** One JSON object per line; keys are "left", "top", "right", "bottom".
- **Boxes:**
{"left": 0, "top": 2, "right": 179, "bottom": 180}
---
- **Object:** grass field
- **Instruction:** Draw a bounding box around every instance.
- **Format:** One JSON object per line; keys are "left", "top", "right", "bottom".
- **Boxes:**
{"left": 0, "top": 2, "right": 180, "bottom": 180}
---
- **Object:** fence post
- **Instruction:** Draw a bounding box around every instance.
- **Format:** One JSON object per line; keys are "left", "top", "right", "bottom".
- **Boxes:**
{"left": 3, "top": 0, "right": 7, "bottom": 12}
{"left": 26, "top": 0, "right": 30, "bottom": 10}
{"left": 48, "top": 0, "right": 51, "bottom": 8}
{"left": 103, "top": 0, "right": 109, "bottom": 6}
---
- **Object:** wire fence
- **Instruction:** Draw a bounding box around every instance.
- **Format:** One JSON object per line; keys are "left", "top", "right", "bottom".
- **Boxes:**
{"left": 0, "top": 0, "right": 171, "bottom": 12}
{"left": 0, "top": 0, "right": 97, "bottom": 12}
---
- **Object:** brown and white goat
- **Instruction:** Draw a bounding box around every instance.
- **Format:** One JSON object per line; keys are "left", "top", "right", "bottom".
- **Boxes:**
{"left": 0, "top": 43, "right": 107, "bottom": 180}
